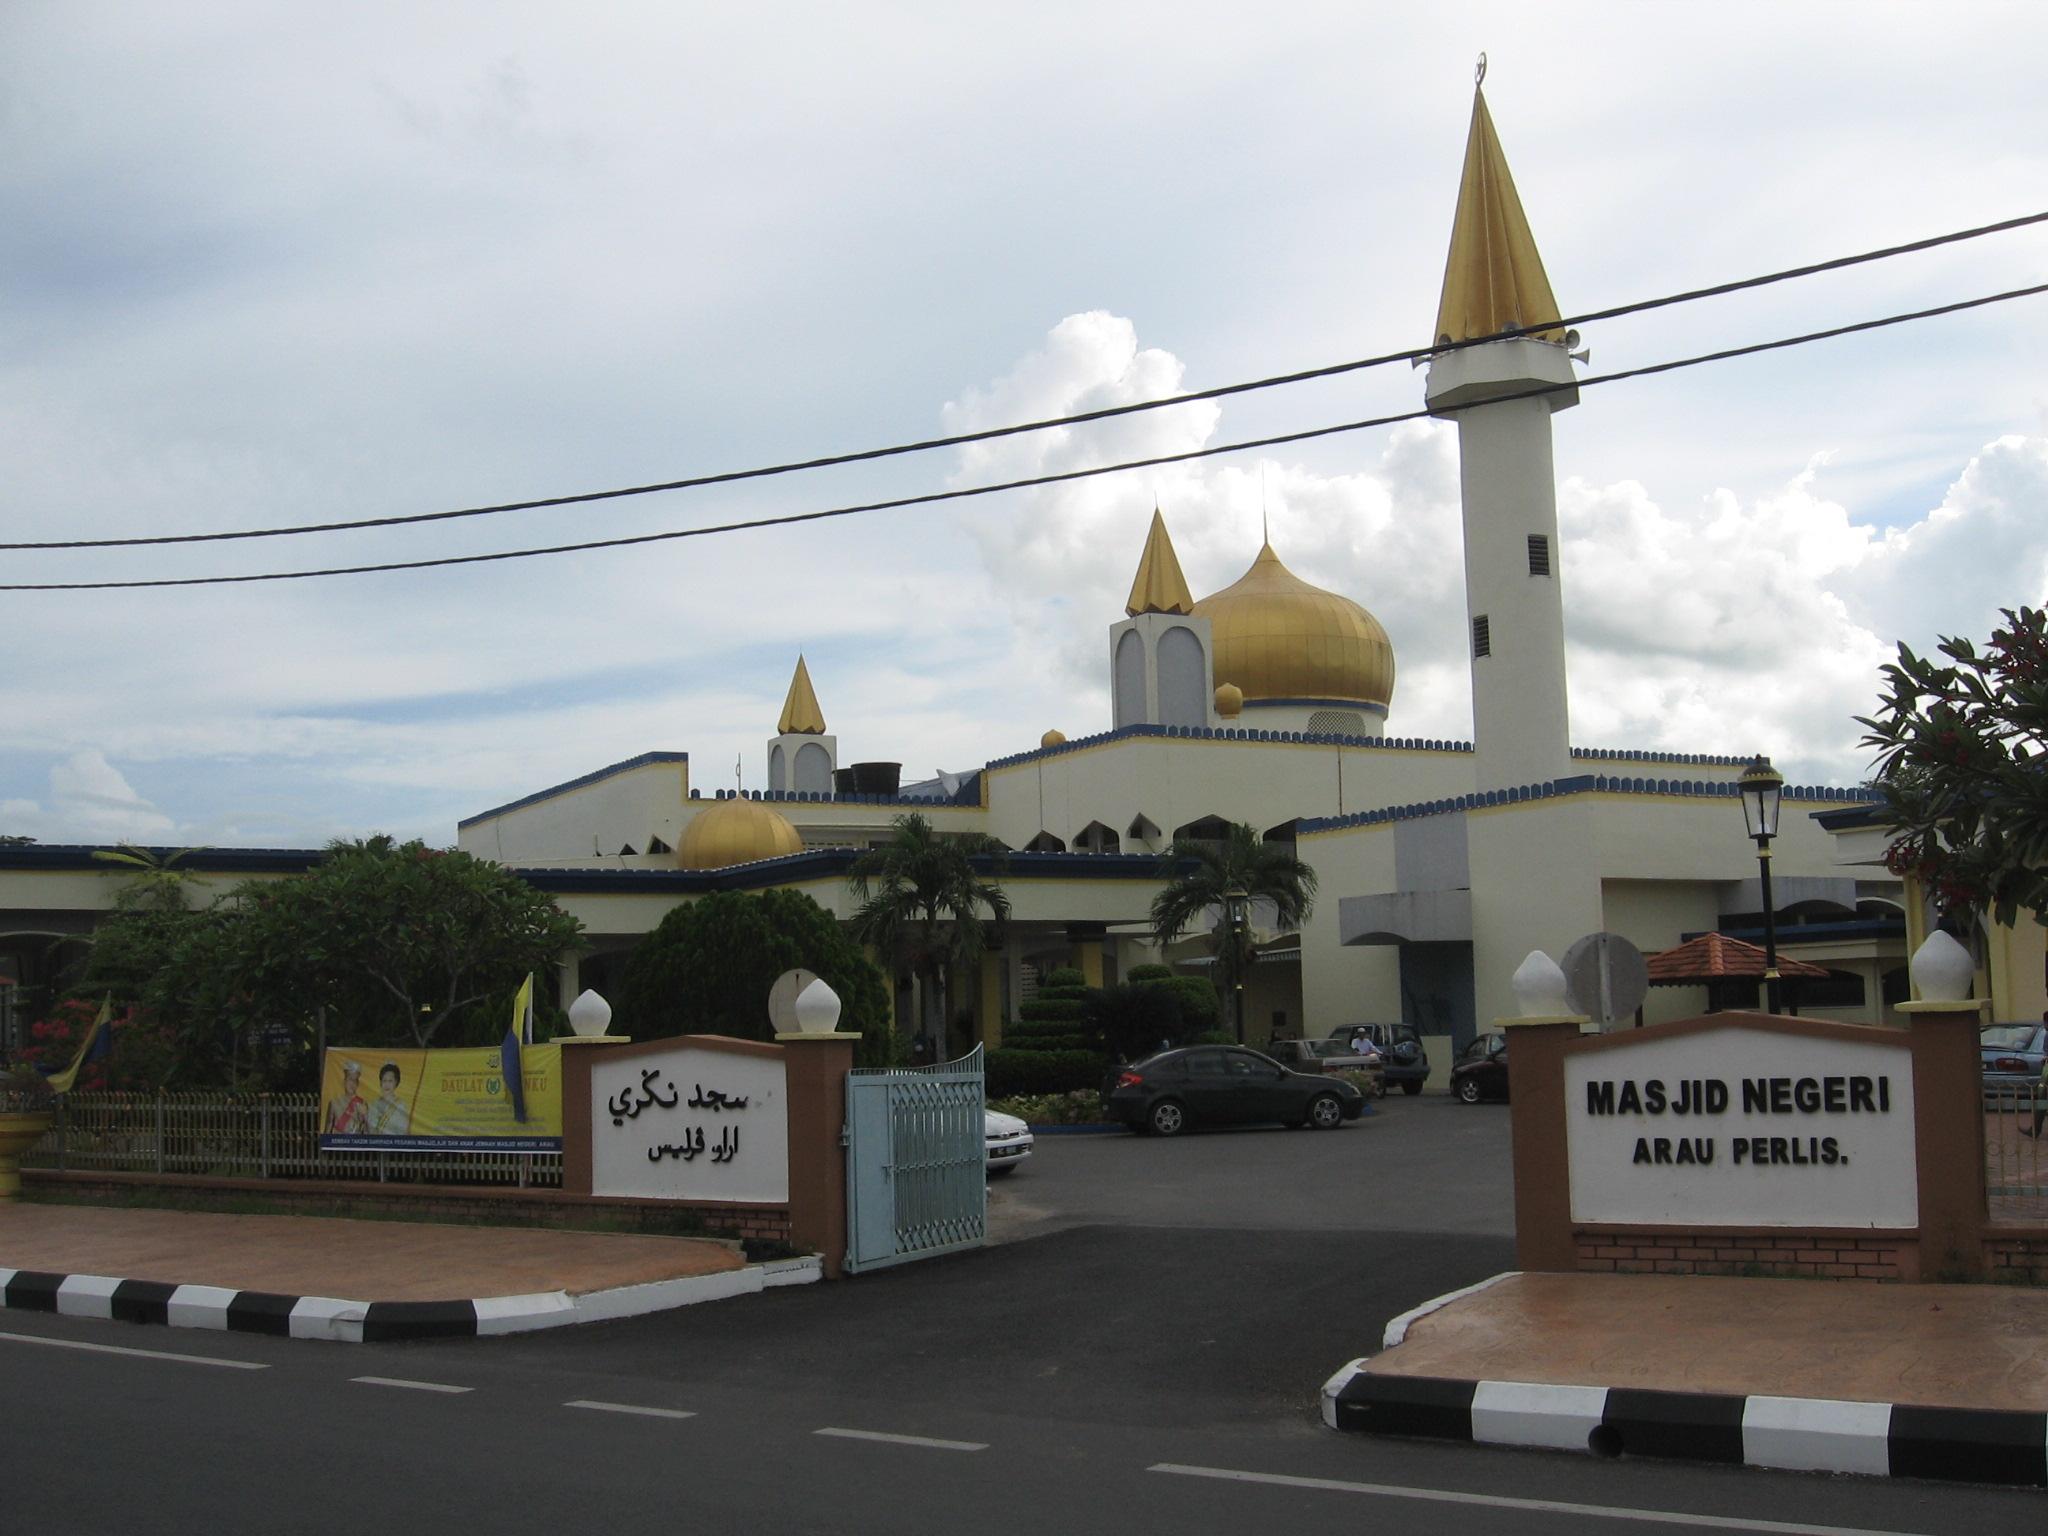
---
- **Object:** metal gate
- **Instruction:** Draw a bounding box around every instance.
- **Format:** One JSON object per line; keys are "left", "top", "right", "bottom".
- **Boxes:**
{"left": 843, "top": 1046, "right": 986, "bottom": 1273}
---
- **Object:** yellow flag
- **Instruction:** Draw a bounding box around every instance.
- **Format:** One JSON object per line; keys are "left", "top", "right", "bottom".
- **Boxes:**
{"left": 47, "top": 999, "right": 111, "bottom": 1095}
{"left": 511, "top": 973, "right": 534, "bottom": 1045}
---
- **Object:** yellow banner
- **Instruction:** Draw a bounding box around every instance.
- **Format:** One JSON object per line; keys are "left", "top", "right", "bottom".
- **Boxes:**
{"left": 318, "top": 1043, "right": 562, "bottom": 1152}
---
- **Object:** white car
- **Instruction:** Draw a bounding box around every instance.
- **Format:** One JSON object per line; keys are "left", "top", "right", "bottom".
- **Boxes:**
{"left": 984, "top": 1108, "right": 1033, "bottom": 1175}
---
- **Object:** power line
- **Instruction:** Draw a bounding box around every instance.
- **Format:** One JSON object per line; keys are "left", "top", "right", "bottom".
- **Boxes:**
{"left": 6, "top": 279, "right": 2042, "bottom": 593}
{"left": 6, "top": 209, "right": 2045, "bottom": 555}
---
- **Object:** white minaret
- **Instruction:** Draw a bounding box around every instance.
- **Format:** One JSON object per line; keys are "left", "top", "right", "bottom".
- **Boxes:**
{"left": 1424, "top": 75, "right": 1577, "bottom": 796}
{"left": 1109, "top": 507, "right": 1216, "bottom": 731}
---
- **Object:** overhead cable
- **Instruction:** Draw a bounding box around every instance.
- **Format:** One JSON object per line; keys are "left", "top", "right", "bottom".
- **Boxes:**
{"left": 5, "top": 279, "right": 2042, "bottom": 593}
{"left": 5, "top": 208, "right": 2045, "bottom": 554}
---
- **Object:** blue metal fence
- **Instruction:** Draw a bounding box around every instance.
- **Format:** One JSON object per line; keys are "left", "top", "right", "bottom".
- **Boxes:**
{"left": 844, "top": 1047, "right": 985, "bottom": 1272}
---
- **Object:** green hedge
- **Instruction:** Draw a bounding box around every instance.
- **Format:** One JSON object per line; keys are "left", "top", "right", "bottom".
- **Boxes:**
{"left": 986, "top": 1047, "right": 1108, "bottom": 1097}
{"left": 1016, "top": 996, "right": 1087, "bottom": 1023}
{"left": 1126, "top": 962, "right": 1174, "bottom": 983}
{"left": 1040, "top": 966, "right": 1087, "bottom": 989}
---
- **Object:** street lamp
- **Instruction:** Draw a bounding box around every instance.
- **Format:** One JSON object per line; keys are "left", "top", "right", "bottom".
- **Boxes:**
{"left": 1737, "top": 755, "right": 1785, "bottom": 1014}
{"left": 1223, "top": 886, "right": 1250, "bottom": 1044}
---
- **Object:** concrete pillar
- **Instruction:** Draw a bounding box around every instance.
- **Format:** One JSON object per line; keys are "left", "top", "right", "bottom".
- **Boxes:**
{"left": 1986, "top": 920, "right": 2048, "bottom": 1024}
{"left": 1899, "top": 999, "right": 1991, "bottom": 1280}
{"left": 1499, "top": 1015, "right": 1586, "bottom": 1272}
{"left": 1069, "top": 939, "right": 1104, "bottom": 989}
{"left": 775, "top": 1028, "right": 858, "bottom": 1279}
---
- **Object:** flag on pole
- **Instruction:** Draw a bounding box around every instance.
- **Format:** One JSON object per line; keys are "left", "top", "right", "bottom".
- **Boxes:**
{"left": 502, "top": 975, "right": 532, "bottom": 1123}
{"left": 46, "top": 999, "right": 112, "bottom": 1095}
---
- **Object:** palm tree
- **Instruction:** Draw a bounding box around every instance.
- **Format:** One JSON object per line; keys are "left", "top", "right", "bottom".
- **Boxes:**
{"left": 847, "top": 814, "right": 1010, "bottom": 1061}
{"left": 91, "top": 843, "right": 202, "bottom": 913}
{"left": 1149, "top": 822, "right": 1318, "bottom": 1043}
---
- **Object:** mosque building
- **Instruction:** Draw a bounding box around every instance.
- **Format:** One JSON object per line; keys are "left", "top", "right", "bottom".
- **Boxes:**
{"left": 10, "top": 81, "right": 2032, "bottom": 1064}
{"left": 447, "top": 82, "right": 1946, "bottom": 1055}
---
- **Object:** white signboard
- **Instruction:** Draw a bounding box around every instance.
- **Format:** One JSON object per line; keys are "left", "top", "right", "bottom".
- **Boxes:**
{"left": 1564, "top": 1025, "right": 1916, "bottom": 1228}
{"left": 590, "top": 1044, "right": 790, "bottom": 1204}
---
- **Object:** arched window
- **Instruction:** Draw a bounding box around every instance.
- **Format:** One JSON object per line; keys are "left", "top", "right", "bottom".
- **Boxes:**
{"left": 1113, "top": 629, "right": 1146, "bottom": 728}
{"left": 1157, "top": 624, "right": 1207, "bottom": 727}
{"left": 1025, "top": 831, "right": 1067, "bottom": 853}
{"left": 1073, "top": 821, "right": 1121, "bottom": 854}
{"left": 768, "top": 743, "right": 787, "bottom": 791}
{"left": 793, "top": 741, "right": 833, "bottom": 793}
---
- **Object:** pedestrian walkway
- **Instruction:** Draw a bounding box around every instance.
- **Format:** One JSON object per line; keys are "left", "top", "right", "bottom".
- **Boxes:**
{"left": 0, "top": 1204, "right": 817, "bottom": 1342}
{"left": 1324, "top": 1270, "right": 2048, "bottom": 1488}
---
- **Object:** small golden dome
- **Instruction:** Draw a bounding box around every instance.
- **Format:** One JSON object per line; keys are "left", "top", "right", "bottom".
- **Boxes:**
{"left": 1214, "top": 683, "right": 1243, "bottom": 718}
{"left": 678, "top": 797, "right": 805, "bottom": 870}
{"left": 1041, "top": 729, "right": 1067, "bottom": 747}
{"left": 1192, "top": 542, "right": 1396, "bottom": 708}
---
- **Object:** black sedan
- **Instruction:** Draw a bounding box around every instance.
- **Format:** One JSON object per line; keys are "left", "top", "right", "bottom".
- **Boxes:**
{"left": 1449, "top": 1032, "right": 1509, "bottom": 1103}
{"left": 1106, "top": 1045, "right": 1366, "bottom": 1136}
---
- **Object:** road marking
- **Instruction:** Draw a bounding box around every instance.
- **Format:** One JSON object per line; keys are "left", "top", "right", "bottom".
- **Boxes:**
{"left": 566, "top": 1400, "right": 697, "bottom": 1421}
{"left": 0, "top": 1328, "right": 268, "bottom": 1371}
{"left": 350, "top": 1376, "right": 472, "bottom": 1394}
{"left": 1146, "top": 1464, "right": 1929, "bottom": 1536}
{"left": 815, "top": 1427, "right": 988, "bottom": 1452}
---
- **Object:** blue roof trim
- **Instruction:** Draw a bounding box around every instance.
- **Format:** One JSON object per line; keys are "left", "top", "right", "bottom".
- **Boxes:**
{"left": 516, "top": 846, "right": 1168, "bottom": 895}
{"left": 707, "top": 772, "right": 982, "bottom": 809}
{"left": 985, "top": 722, "right": 1474, "bottom": 772}
{"left": 1570, "top": 747, "right": 1759, "bottom": 767}
{"left": 1813, "top": 804, "right": 1888, "bottom": 831}
{"left": 1240, "top": 698, "right": 1392, "bottom": 718}
{"left": 1298, "top": 777, "right": 1883, "bottom": 835}
{"left": 459, "top": 751, "right": 689, "bottom": 829}
{"left": 0, "top": 844, "right": 325, "bottom": 874}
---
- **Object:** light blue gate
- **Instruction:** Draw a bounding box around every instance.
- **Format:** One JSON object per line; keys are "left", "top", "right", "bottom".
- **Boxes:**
{"left": 843, "top": 1046, "right": 986, "bottom": 1273}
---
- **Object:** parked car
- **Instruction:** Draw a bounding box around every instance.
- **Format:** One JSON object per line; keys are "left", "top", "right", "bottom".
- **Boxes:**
{"left": 984, "top": 1108, "right": 1034, "bottom": 1174}
{"left": 1106, "top": 1045, "right": 1366, "bottom": 1136}
{"left": 1980, "top": 1023, "right": 2048, "bottom": 1103}
{"left": 1330, "top": 1023, "right": 1430, "bottom": 1095}
{"left": 1449, "top": 1032, "right": 1509, "bottom": 1104}
{"left": 1265, "top": 1037, "right": 1388, "bottom": 1096}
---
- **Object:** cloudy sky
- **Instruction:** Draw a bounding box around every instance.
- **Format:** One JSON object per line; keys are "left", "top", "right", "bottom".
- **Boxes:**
{"left": 4, "top": 3, "right": 2046, "bottom": 848}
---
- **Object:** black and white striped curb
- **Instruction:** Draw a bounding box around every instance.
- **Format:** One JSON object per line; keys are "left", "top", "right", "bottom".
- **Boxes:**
{"left": 1321, "top": 1364, "right": 2048, "bottom": 1488}
{"left": 0, "top": 1255, "right": 820, "bottom": 1344}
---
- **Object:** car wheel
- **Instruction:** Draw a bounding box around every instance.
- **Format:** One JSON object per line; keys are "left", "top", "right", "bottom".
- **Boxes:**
{"left": 1402, "top": 1080, "right": 1423, "bottom": 1096}
{"left": 1307, "top": 1093, "right": 1344, "bottom": 1130}
{"left": 1147, "top": 1099, "right": 1188, "bottom": 1137}
{"left": 1456, "top": 1076, "right": 1483, "bottom": 1104}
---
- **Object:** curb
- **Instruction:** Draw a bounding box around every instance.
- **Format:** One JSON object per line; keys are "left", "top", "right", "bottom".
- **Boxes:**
{"left": 0, "top": 1254, "right": 822, "bottom": 1344}
{"left": 1321, "top": 1362, "right": 2048, "bottom": 1488}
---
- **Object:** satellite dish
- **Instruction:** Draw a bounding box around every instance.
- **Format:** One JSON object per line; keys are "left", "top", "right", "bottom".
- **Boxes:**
{"left": 767, "top": 967, "right": 820, "bottom": 1036}
{"left": 1561, "top": 932, "right": 1649, "bottom": 1030}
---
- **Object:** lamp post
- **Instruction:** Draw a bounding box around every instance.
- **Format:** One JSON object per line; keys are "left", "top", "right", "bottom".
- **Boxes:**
{"left": 1737, "top": 755, "right": 1785, "bottom": 1014}
{"left": 1223, "top": 886, "right": 1249, "bottom": 1044}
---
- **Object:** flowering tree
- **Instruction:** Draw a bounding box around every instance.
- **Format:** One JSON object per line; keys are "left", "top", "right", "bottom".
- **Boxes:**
{"left": 1858, "top": 605, "right": 2048, "bottom": 925}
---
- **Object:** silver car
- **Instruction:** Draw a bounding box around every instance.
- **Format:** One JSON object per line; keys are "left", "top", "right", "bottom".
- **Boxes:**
{"left": 1980, "top": 1023, "right": 2048, "bottom": 1102}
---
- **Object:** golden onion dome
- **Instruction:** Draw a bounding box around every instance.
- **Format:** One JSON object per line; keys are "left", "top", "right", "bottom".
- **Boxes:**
{"left": 1041, "top": 729, "right": 1067, "bottom": 747}
{"left": 678, "top": 797, "right": 805, "bottom": 870}
{"left": 1191, "top": 542, "right": 1396, "bottom": 708}
{"left": 1214, "top": 683, "right": 1243, "bottom": 718}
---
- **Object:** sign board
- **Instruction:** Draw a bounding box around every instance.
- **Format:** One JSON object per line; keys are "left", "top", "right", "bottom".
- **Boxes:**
{"left": 1564, "top": 1024, "right": 1916, "bottom": 1228}
{"left": 319, "top": 1043, "right": 563, "bottom": 1153}
{"left": 589, "top": 1042, "right": 789, "bottom": 1204}
{"left": 1562, "top": 932, "right": 1648, "bottom": 1030}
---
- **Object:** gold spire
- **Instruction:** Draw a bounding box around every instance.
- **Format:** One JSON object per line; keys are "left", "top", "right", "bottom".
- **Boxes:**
{"left": 1433, "top": 77, "right": 1564, "bottom": 347}
{"left": 1125, "top": 507, "right": 1195, "bottom": 617}
{"left": 777, "top": 655, "right": 826, "bottom": 735}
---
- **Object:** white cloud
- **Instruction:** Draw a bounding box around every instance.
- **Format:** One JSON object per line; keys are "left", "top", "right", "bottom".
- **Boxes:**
{"left": 36, "top": 751, "right": 176, "bottom": 842}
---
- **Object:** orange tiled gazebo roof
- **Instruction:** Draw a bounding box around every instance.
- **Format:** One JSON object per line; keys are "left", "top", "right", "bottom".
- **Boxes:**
{"left": 1646, "top": 932, "right": 1831, "bottom": 986}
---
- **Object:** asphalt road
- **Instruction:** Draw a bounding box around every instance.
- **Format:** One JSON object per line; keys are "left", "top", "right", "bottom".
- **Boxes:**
{"left": 6, "top": 1096, "right": 2040, "bottom": 1533}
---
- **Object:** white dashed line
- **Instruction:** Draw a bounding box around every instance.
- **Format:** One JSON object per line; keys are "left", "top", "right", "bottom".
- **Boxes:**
{"left": 350, "top": 1375, "right": 473, "bottom": 1394}
{"left": 0, "top": 1329, "right": 268, "bottom": 1371}
{"left": 566, "top": 1399, "right": 697, "bottom": 1421}
{"left": 1146, "top": 1464, "right": 1930, "bottom": 1536}
{"left": 815, "top": 1427, "right": 988, "bottom": 1452}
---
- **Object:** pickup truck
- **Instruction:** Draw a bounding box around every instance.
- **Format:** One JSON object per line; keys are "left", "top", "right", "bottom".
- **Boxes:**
{"left": 1328, "top": 1024, "right": 1430, "bottom": 1095}
{"left": 1264, "top": 1037, "right": 1387, "bottom": 1097}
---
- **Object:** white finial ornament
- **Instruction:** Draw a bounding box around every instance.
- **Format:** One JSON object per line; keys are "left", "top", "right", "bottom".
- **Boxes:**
{"left": 567, "top": 988, "right": 613, "bottom": 1038}
{"left": 794, "top": 976, "right": 843, "bottom": 1033}
{"left": 1511, "top": 950, "right": 1570, "bottom": 1016}
{"left": 1909, "top": 930, "right": 1974, "bottom": 1003}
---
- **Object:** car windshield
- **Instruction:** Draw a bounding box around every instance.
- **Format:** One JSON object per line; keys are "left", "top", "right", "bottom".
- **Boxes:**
{"left": 1983, "top": 1026, "right": 2039, "bottom": 1049}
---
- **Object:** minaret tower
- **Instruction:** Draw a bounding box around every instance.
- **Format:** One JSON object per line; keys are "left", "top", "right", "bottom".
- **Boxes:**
{"left": 766, "top": 655, "right": 837, "bottom": 793}
{"left": 1109, "top": 508, "right": 1216, "bottom": 730}
{"left": 1424, "top": 64, "right": 1578, "bottom": 795}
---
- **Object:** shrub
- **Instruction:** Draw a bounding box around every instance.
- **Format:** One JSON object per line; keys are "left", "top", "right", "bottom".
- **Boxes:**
{"left": 1126, "top": 962, "right": 1175, "bottom": 982}
{"left": 987, "top": 1089, "right": 1109, "bottom": 1125}
{"left": 986, "top": 1047, "right": 1107, "bottom": 1097}
{"left": 1040, "top": 966, "right": 1086, "bottom": 989}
